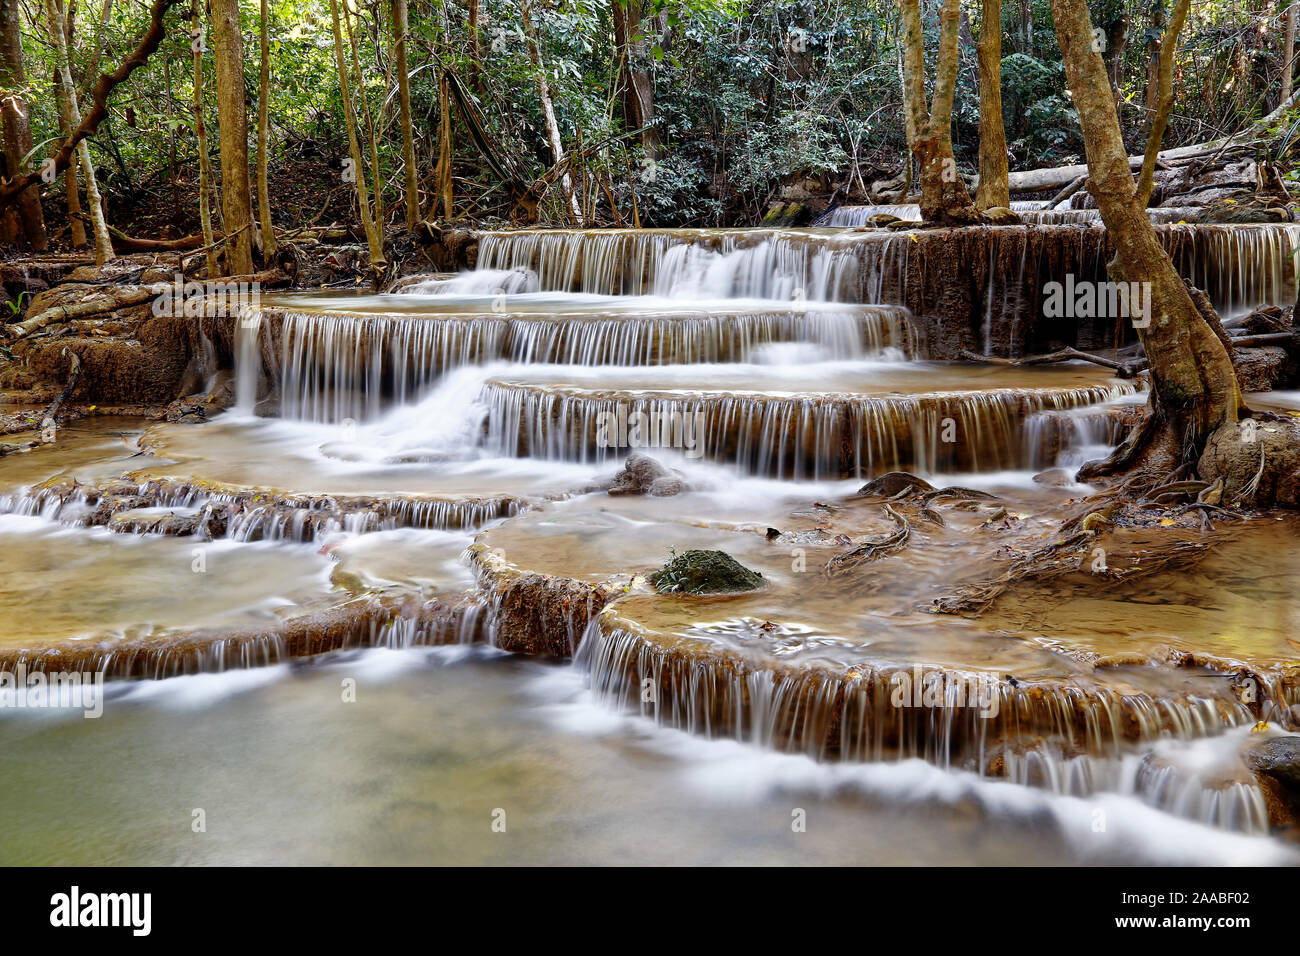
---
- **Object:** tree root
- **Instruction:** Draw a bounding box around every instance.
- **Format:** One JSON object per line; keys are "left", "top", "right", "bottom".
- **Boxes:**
{"left": 825, "top": 504, "right": 912, "bottom": 577}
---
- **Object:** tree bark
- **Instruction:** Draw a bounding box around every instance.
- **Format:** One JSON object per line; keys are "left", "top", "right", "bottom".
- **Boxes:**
{"left": 192, "top": 3, "right": 218, "bottom": 276}
{"left": 1052, "top": 0, "right": 1240, "bottom": 459}
{"left": 328, "top": 0, "right": 385, "bottom": 279}
{"left": 46, "top": 0, "right": 113, "bottom": 264}
{"left": 0, "top": 0, "right": 48, "bottom": 249}
{"left": 520, "top": 0, "right": 583, "bottom": 225}
{"left": 393, "top": 0, "right": 420, "bottom": 229}
{"left": 975, "top": 0, "right": 1009, "bottom": 209}
{"left": 900, "top": 0, "right": 980, "bottom": 223}
{"left": 612, "top": 0, "right": 660, "bottom": 157}
{"left": 210, "top": 0, "right": 254, "bottom": 275}
{"left": 1136, "top": 0, "right": 1188, "bottom": 208}
{"left": 256, "top": 0, "right": 276, "bottom": 255}
{"left": 1284, "top": 1, "right": 1297, "bottom": 106}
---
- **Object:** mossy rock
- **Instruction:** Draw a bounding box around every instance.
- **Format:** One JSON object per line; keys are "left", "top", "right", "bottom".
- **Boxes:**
{"left": 649, "top": 549, "right": 764, "bottom": 595}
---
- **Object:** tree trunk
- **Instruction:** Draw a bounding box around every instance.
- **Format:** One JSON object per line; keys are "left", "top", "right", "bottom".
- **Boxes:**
{"left": 211, "top": 0, "right": 254, "bottom": 275}
{"left": 1052, "top": 0, "right": 1240, "bottom": 460}
{"left": 900, "top": 0, "right": 980, "bottom": 223}
{"left": 328, "top": 0, "right": 385, "bottom": 279}
{"left": 344, "top": 3, "right": 383, "bottom": 229}
{"left": 256, "top": 0, "right": 276, "bottom": 255}
{"left": 437, "top": 69, "right": 453, "bottom": 220}
{"left": 192, "top": 4, "right": 219, "bottom": 277}
{"left": 392, "top": 0, "right": 419, "bottom": 229}
{"left": 46, "top": 0, "right": 113, "bottom": 264}
{"left": 520, "top": 0, "right": 583, "bottom": 225}
{"left": 612, "top": 0, "right": 660, "bottom": 157}
{"left": 0, "top": 0, "right": 48, "bottom": 250}
{"left": 975, "top": 0, "right": 1009, "bottom": 210}
{"left": 1136, "top": 0, "right": 1188, "bottom": 208}
{"left": 1284, "top": 1, "right": 1297, "bottom": 106}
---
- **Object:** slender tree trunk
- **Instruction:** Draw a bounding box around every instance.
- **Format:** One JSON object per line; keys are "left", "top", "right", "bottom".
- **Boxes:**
{"left": 46, "top": 0, "right": 112, "bottom": 263}
{"left": 975, "top": 0, "right": 1009, "bottom": 209}
{"left": 900, "top": 0, "right": 980, "bottom": 223}
{"left": 0, "top": 0, "right": 48, "bottom": 249}
{"left": 56, "top": 96, "right": 87, "bottom": 248}
{"left": 1136, "top": 0, "right": 1189, "bottom": 208}
{"left": 437, "top": 69, "right": 452, "bottom": 219}
{"left": 1143, "top": 0, "right": 1166, "bottom": 127}
{"left": 519, "top": 0, "right": 583, "bottom": 225}
{"left": 466, "top": 0, "right": 482, "bottom": 94}
{"left": 392, "top": 0, "right": 419, "bottom": 228}
{"left": 191, "top": 5, "right": 218, "bottom": 276}
{"left": 344, "top": 2, "right": 383, "bottom": 229}
{"left": 210, "top": 0, "right": 254, "bottom": 275}
{"left": 328, "top": 0, "right": 385, "bottom": 279}
{"left": 1284, "top": 1, "right": 1297, "bottom": 105}
{"left": 1052, "top": 0, "right": 1239, "bottom": 458}
{"left": 256, "top": 0, "right": 276, "bottom": 254}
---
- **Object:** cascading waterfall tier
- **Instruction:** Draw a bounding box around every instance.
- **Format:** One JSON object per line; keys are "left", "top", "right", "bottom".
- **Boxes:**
{"left": 243, "top": 300, "right": 914, "bottom": 422}
{"left": 480, "top": 368, "right": 1141, "bottom": 478}
{"left": 470, "top": 224, "right": 1300, "bottom": 356}
{"left": 816, "top": 204, "right": 1204, "bottom": 227}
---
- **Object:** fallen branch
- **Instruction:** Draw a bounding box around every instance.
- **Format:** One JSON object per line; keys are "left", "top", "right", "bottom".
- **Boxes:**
{"left": 958, "top": 347, "right": 1148, "bottom": 378}
{"left": 39, "top": 351, "right": 83, "bottom": 440}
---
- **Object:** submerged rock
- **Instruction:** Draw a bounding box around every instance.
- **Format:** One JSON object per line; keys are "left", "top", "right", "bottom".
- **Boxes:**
{"left": 1198, "top": 416, "right": 1300, "bottom": 507}
{"left": 607, "top": 453, "right": 688, "bottom": 497}
{"left": 649, "top": 549, "right": 764, "bottom": 595}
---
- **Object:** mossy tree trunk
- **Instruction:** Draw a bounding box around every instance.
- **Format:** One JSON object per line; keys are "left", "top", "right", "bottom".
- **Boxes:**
{"left": 211, "top": 0, "right": 254, "bottom": 275}
{"left": 0, "top": 0, "right": 48, "bottom": 250}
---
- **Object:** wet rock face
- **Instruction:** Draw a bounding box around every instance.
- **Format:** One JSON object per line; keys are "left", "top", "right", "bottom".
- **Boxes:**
{"left": 1198, "top": 417, "right": 1300, "bottom": 507}
{"left": 1233, "top": 346, "right": 1295, "bottom": 393}
{"left": 1247, "top": 737, "right": 1300, "bottom": 791}
{"left": 649, "top": 549, "right": 764, "bottom": 595}
{"left": 606, "top": 453, "right": 687, "bottom": 497}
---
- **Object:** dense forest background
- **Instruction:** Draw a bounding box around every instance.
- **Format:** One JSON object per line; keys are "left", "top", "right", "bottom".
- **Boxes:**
{"left": 1, "top": 0, "right": 1295, "bottom": 243}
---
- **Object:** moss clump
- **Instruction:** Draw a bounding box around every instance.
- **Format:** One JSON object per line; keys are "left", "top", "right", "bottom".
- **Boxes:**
{"left": 649, "top": 549, "right": 764, "bottom": 595}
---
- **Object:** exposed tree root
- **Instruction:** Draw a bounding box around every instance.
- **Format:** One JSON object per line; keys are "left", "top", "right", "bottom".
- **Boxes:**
{"left": 825, "top": 504, "right": 912, "bottom": 577}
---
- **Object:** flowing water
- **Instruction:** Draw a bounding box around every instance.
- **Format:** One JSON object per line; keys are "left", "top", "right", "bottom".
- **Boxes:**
{"left": 1, "top": 223, "right": 1297, "bottom": 865}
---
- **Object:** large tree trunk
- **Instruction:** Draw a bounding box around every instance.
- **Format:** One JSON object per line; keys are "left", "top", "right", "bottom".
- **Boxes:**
{"left": 192, "top": 4, "right": 218, "bottom": 277}
{"left": 1135, "top": 0, "right": 1188, "bottom": 208}
{"left": 900, "top": 0, "right": 980, "bottom": 223}
{"left": 975, "top": 0, "right": 1009, "bottom": 210}
{"left": 520, "top": 0, "right": 583, "bottom": 225}
{"left": 1052, "top": 0, "right": 1240, "bottom": 463}
{"left": 392, "top": 0, "right": 419, "bottom": 229}
{"left": 0, "top": 0, "right": 48, "bottom": 250}
{"left": 256, "top": 0, "right": 276, "bottom": 255}
{"left": 46, "top": 0, "right": 113, "bottom": 264}
{"left": 211, "top": 0, "right": 254, "bottom": 275}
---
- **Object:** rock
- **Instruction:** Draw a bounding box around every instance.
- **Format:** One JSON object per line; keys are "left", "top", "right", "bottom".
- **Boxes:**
{"left": 607, "top": 453, "right": 688, "bottom": 497}
{"left": 649, "top": 549, "right": 764, "bottom": 595}
{"left": 855, "top": 471, "right": 935, "bottom": 497}
{"left": 983, "top": 206, "right": 1023, "bottom": 225}
{"left": 1198, "top": 416, "right": 1300, "bottom": 507}
{"left": 1032, "top": 468, "right": 1074, "bottom": 486}
{"left": 1246, "top": 737, "right": 1300, "bottom": 791}
{"left": 869, "top": 213, "right": 901, "bottom": 226}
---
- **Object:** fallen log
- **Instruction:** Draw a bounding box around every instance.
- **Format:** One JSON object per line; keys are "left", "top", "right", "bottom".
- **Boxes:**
{"left": 107, "top": 227, "right": 210, "bottom": 252}
{"left": 7, "top": 269, "right": 289, "bottom": 339}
